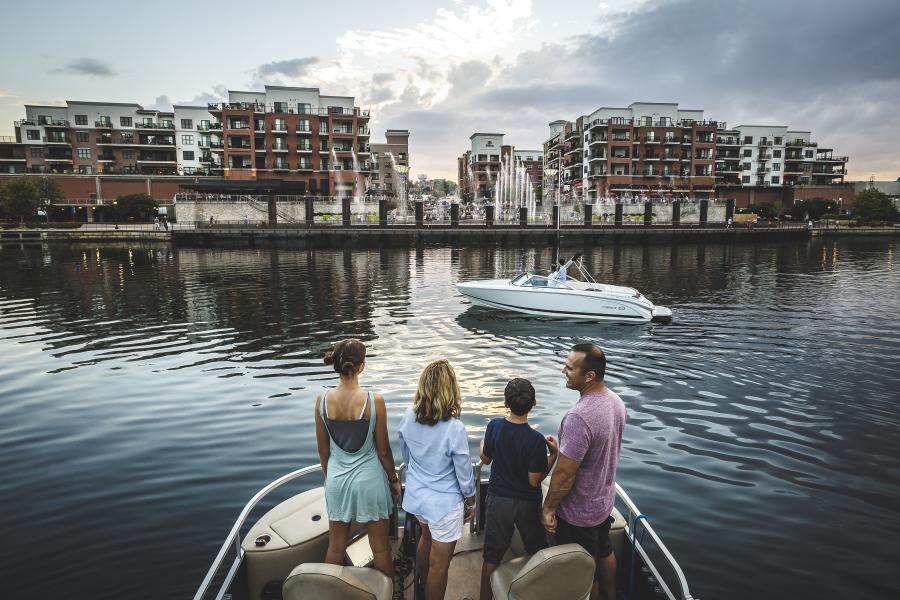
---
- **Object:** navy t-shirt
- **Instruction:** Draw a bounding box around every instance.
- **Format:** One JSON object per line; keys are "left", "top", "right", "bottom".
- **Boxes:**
{"left": 483, "top": 417, "right": 548, "bottom": 501}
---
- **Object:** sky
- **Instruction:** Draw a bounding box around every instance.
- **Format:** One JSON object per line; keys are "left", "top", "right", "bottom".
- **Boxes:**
{"left": 1, "top": 0, "right": 898, "bottom": 181}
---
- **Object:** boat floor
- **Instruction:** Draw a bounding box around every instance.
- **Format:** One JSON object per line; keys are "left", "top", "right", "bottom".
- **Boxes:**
{"left": 392, "top": 526, "right": 490, "bottom": 600}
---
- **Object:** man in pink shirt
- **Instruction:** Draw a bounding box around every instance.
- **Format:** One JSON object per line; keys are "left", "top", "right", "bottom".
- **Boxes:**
{"left": 542, "top": 343, "right": 626, "bottom": 600}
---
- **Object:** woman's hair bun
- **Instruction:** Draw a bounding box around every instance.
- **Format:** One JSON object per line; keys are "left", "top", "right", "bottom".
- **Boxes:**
{"left": 323, "top": 351, "right": 335, "bottom": 365}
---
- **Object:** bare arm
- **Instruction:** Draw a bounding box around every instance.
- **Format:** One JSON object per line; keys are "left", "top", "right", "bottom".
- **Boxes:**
{"left": 373, "top": 394, "right": 397, "bottom": 476}
{"left": 542, "top": 453, "right": 580, "bottom": 533}
{"left": 314, "top": 395, "right": 330, "bottom": 477}
{"left": 373, "top": 394, "right": 402, "bottom": 499}
{"left": 527, "top": 435, "right": 558, "bottom": 488}
{"left": 479, "top": 438, "right": 492, "bottom": 465}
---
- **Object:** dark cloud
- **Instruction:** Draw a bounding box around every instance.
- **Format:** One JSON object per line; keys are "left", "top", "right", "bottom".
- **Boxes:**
{"left": 256, "top": 57, "right": 320, "bottom": 78}
{"left": 53, "top": 58, "right": 115, "bottom": 77}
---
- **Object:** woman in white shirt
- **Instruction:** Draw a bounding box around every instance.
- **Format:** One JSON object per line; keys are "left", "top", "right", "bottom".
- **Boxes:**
{"left": 399, "top": 360, "right": 476, "bottom": 600}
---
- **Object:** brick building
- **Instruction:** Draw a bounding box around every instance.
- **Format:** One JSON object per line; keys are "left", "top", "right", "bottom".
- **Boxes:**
{"left": 370, "top": 129, "right": 410, "bottom": 196}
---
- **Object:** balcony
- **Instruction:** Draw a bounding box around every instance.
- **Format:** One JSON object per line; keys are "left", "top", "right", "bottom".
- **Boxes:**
{"left": 95, "top": 120, "right": 114, "bottom": 129}
{"left": 786, "top": 139, "right": 816, "bottom": 147}
{"left": 298, "top": 145, "right": 313, "bottom": 153}
{"left": 97, "top": 154, "right": 116, "bottom": 162}
{"left": 137, "top": 122, "right": 175, "bottom": 130}
{"left": 757, "top": 153, "right": 770, "bottom": 161}
{"left": 716, "top": 137, "right": 740, "bottom": 146}
{"left": 297, "top": 127, "right": 312, "bottom": 134}
{"left": 643, "top": 136, "right": 661, "bottom": 144}
{"left": 271, "top": 124, "right": 288, "bottom": 133}
{"left": 664, "top": 137, "right": 679, "bottom": 144}
{"left": 358, "top": 127, "right": 370, "bottom": 136}
{"left": 43, "top": 135, "right": 70, "bottom": 144}
{"left": 39, "top": 118, "right": 70, "bottom": 128}
{"left": 210, "top": 122, "right": 223, "bottom": 130}
{"left": 643, "top": 154, "right": 660, "bottom": 161}
{"left": 757, "top": 140, "right": 773, "bottom": 147}
{"left": 272, "top": 145, "right": 289, "bottom": 152}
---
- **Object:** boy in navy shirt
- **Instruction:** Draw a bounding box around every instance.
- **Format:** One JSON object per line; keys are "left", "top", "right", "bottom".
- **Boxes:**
{"left": 478, "top": 378, "right": 558, "bottom": 600}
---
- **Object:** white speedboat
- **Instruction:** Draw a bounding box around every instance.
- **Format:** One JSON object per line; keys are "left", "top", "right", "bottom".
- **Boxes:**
{"left": 457, "top": 255, "right": 673, "bottom": 324}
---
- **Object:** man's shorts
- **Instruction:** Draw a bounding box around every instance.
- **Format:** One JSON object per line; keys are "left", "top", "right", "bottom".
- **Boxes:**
{"left": 482, "top": 494, "right": 548, "bottom": 564}
{"left": 414, "top": 501, "right": 464, "bottom": 543}
{"left": 556, "top": 513, "right": 615, "bottom": 582}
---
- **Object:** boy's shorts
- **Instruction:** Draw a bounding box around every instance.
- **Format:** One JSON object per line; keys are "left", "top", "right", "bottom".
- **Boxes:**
{"left": 482, "top": 494, "right": 548, "bottom": 564}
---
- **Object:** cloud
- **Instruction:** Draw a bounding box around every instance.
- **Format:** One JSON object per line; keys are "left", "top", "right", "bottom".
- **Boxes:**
{"left": 255, "top": 57, "right": 320, "bottom": 80}
{"left": 53, "top": 58, "right": 115, "bottom": 77}
{"left": 147, "top": 87, "right": 228, "bottom": 110}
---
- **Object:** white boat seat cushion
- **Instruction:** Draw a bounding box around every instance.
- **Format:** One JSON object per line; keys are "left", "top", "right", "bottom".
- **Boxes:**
{"left": 282, "top": 563, "right": 392, "bottom": 600}
{"left": 490, "top": 543, "right": 595, "bottom": 600}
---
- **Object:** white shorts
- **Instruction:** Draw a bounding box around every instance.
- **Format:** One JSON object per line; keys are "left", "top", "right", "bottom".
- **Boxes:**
{"left": 415, "top": 502, "right": 464, "bottom": 543}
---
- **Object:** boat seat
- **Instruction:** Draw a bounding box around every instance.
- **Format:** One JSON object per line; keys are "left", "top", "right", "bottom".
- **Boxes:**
{"left": 282, "top": 563, "right": 392, "bottom": 600}
{"left": 490, "top": 543, "right": 595, "bottom": 600}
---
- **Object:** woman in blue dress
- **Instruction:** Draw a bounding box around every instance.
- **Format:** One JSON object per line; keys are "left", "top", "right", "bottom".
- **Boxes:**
{"left": 314, "top": 339, "right": 401, "bottom": 577}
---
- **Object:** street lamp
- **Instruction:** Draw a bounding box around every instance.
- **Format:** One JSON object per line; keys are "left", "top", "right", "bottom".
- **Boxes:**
{"left": 544, "top": 167, "right": 558, "bottom": 221}
{"left": 113, "top": 199, "right": 118, "bottom": 230}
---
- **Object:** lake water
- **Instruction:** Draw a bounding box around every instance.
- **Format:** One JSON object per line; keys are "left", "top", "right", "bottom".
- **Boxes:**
{"left": 1, "top": 238, "right": 898, "bottom": 600}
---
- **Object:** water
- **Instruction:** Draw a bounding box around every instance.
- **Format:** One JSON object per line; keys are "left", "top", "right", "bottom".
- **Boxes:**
{"left": 1, "top": 238, "right": 899, "bottom": 600}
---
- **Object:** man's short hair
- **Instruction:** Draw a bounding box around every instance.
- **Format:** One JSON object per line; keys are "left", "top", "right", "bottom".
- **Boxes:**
{"left": 504, "top": 378, "right": 536, "bottom": 416}
{"left": 571, "top": 343, "right": 606, "bottom": 382}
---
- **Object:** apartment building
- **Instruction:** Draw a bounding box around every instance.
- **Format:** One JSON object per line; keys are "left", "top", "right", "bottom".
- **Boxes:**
{"left": 546, "top": 103, "right": 720, "bottom": 200}
{"left": 457, "top": 133, "right": 542, "bottom": 202}
{"left": 370, "top": 129, "right": 410, "bottom": 195}
{"left": 543, "top": 102, "right": 849, "bottom": 200}
{"left": 715, "top": 126, "right": 847, "bottom": 188}
{"left": 0, "top": 86, "right": 377, "bottom": 197}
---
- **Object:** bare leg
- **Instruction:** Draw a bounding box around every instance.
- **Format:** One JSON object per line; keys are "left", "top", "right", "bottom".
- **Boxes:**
{"left": 597, "top": 552, "right": 617, "bottom": 600}
{"left": 325, "top": 520, "right": 351, "bottom": 566}
{"left": 417, "top": 524, "right": 432, "bottom": 588}
{"left": 479, "top": 561, "right": 498, "bottom": 600}
{"left": 425, "top": 538, "right": 457, "bottom": 600}
{"left": 366, "top": 519, "right": 394, "bottom": 578}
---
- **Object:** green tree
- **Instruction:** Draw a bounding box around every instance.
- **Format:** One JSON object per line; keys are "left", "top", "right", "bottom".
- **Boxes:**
{"left": 115, "top": 193, "right": 158, "bottom": 221}
{"left": 0, "top": 178, "right": 42, "bottom": 223}
{"left": 748, "top": 203, "right": 778, "bottom": 219}
{"left": 853, "top": 189, "right": 898, "bottom": 222}
{"left": 33, "top": 177, "right": 65, "bottom": 204}
{"left": 789, "top": 198, "right": 834, "bottom": 220}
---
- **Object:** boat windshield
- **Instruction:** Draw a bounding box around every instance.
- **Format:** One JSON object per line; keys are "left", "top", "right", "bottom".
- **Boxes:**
{"left": 511, "top": 273, "right": 528, "bottom": 285}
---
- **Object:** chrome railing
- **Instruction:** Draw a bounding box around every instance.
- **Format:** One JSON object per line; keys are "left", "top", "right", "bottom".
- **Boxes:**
{"left": 193, "top": 465, "right": 324, "bottom": 600}
{"left": 615, "top": 483, "right": 694, "bottom": 600}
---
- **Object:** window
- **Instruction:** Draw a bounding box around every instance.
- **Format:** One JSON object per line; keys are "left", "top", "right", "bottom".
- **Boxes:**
{"left": 30, "top": 147, "right": 43, "bottom": 157}
{"left": 742, "top": 162, "right": 751, "bottom": 171}
{"left": 75, "top": 115, "right": 88, "bottom": 126}
{"left": 298, "top": 103, "right": 311, "bottom": 114}
{"left": 76, "top": 132, "right": 89, "bottom": 142}
{"left": 477, "top": 154, "right": 487, "bottom": 162}
{"left": 490, "top": 155, "right": 499, "bottom": 161}
{"left": 805, "top": 150, "right": 814, "bottom": 159}
{"left": 26, "top": 129, "right": 40, "bottom": 140}
{"left": 183, "top": 151, "right": 195, "bottom": 161}
{"left": 319, "top": 122, "right": 329, "bottom": 134}
{"left": 78, "top": 165, "right": 93, "bottom": 174}
{"left": 120, "top": 116, "right": 133, "bottom": 127}
{"left": 773, "top": 163, "right": 781, "bottom": 172}
{"left": 774, "top": 137, "right": 782, "bottom": 145}
{"left": 181, "top": 119, "right": 193, "bottom": 129}
{"left": 184, "top": 167, "right": 196, "bottom": 174}
{"left": 123, "top": 150, "right": 134, "bottom": 159}
{"left": 743, "top": 135, "right": 753, "bottom": 144}
{"left": 298, "top": 119, "right": 310, "bottom": 132}
{"left": 200, "top": 119, "right": 210, "bottom": 130}
{"left": 77, "top": 148, "right": 91, "bottom": 159}
{"left": 274, "top": 102, "right": 287, "bottom": 113}
{"left": 743, "top": 149, "right": 752, "bottom": 157}
{"left": 742, "top": 176, "right": 751, "bottom": 184}
{"left": 774, "top": 149, "right": 782, "bottom": 158}
{"left": 182, "top": 135, "right": 194, "bottom": 145}
{"left": 162, "top": 120, "right": 173, "bottom": 127}
{"left": 142, "top": 118, "right": 154, "bottom": 126}
{"left": 771, "top": 176, "right": 780, "bottom": 184}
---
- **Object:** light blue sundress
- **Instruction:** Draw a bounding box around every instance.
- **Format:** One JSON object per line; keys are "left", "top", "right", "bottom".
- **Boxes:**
{"left": 320, "top": 389, "right": 393, "bottom": 523}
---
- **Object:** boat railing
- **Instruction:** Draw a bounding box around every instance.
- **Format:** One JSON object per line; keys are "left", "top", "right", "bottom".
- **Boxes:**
{"left": 195, "top": 464, "right": 693, "bottom": 600}
{"left": 615, "top": 483, "right": 695, "bottom": 600}
{"left": 193, "top": 464, "right": 325, "bottom": 600}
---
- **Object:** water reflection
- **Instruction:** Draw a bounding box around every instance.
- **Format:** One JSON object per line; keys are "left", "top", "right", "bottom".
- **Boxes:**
{"left": 0, "top": 238, "right": 899, "bottom": 600}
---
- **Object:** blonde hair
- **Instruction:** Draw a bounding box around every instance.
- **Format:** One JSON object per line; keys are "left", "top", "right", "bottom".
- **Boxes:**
{"left": 413, "top": 360, "right": 462, "bottom": 425}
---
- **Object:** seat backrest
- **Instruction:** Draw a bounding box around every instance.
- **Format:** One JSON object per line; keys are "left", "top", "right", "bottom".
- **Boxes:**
{"left": 508, "top": 544, "right": 595, "bottom": 600}
{"left": 282, "top": 563, "right": 376, "bottom": 600}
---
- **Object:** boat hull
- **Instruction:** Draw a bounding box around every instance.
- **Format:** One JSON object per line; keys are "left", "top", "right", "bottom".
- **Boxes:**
{"left": 457, "top": 279, "right": 657, "bottom": 323}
